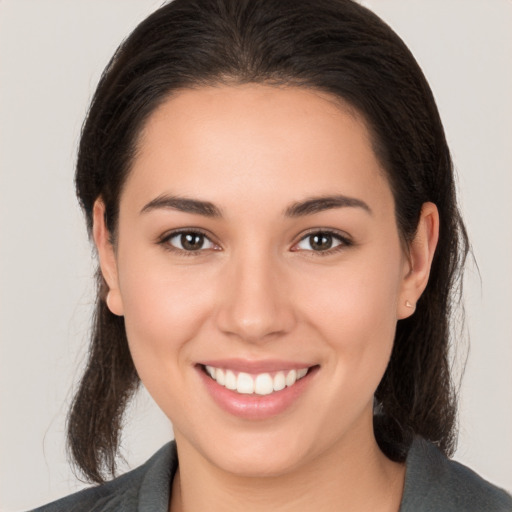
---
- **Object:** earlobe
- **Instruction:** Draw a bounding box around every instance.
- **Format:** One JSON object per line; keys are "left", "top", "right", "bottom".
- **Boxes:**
{"left": 92, "top": 199, "right": 124, "bottom": 316}
{"left": 397, "top": 202, "right": 439, "bottom": 320}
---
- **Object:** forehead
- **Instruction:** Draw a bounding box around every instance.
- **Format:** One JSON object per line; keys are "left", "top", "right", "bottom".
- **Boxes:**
{"left": 124, "top": 84, "right": 392, "bottom": 214}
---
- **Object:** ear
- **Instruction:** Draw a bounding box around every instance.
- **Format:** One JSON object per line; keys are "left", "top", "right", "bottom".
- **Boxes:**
{"left": 92, "top": 199, "right": 124, "bottom": 316}
{"left": 397, "top": 202, "right": 439, "bottom": 320}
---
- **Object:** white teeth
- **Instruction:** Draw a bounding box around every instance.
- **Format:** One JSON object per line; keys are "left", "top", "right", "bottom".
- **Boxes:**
{"left": 254, "top": 373, "right": 274, "bottom": 395}
{"left": 297, "top": 368, "right": 308, "bottom": 379}
{"left": 285, "top": 369, "right": 297, "bottom": 387}
{"left": 237, "top": 372, "right": 255, "bottom": 394}
{"left": 216, "top": 368, "right": 226, "bottom": 386}
{"left": 225, "top": 369, "right": 237, "bottom": 390}
{"left": 205, "top": 365, "right": 310, "bottom": 395}
{"left": 273, "top": 371, "right": 286, "bottom": 391}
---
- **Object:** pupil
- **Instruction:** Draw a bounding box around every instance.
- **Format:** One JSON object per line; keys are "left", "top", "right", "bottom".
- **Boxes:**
{"left": 311, "top": 233, "right": 332, "bottom": 251}
{"left": 182, "top": 233, "right": 203, "bottom": 250}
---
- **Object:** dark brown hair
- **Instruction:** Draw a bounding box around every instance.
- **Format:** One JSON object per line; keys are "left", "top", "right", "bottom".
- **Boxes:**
{"left": 69, "top": 0, "right": 469, "bottom": 483}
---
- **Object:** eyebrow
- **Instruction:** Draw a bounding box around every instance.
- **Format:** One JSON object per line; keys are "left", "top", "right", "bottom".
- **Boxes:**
{"left": 140, "top": 194, "right": 223, "bottom": 217}
{"left": 284, "top": 195, "right": 372, "bottom": 217}
{"left": 140, "top": 193, "right": 371, "bottom": 218}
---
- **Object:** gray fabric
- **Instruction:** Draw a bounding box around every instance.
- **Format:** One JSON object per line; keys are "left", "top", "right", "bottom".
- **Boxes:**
{"left": 31, "top": 438, "right": 512, "bottom": 511}
{"left": 400, "top": 438, "right": 512, "bottom": 511}
{"left": 31, "top": 443, "right": 176, "bottom": 512}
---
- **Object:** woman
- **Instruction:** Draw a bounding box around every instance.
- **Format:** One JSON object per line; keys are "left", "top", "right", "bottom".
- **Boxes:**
{"left": 30, "top": 0, "right": 511, "bottom": 510}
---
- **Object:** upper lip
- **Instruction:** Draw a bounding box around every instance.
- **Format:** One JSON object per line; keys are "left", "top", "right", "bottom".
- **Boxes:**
{"left": 197, "top": 358, "right": 316, "bottom": 374}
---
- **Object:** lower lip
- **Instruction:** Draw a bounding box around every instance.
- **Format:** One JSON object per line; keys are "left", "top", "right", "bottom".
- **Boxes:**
{"left": 197, "top": 366, "right": 318, "bottom": 420}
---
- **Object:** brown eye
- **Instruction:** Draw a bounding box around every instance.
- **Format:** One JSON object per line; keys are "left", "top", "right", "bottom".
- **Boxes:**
{"left": 181, "top": 233, "right": 204, "bottom": 251}
{"left": 309, "top": 233, "right": 334, "bottom": 251}
{"left": 166, "top": 231, "right": 216, "bottom": 252}
{"left": 295, "top": 231, "right": 350, "bottom": 253}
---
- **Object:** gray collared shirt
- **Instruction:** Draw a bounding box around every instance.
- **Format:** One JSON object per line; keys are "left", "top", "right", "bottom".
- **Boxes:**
{"left": 31, "top": 438, "right": 512, "bottom": 511}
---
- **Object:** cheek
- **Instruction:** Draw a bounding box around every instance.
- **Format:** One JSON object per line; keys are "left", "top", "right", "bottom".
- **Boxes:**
{"left": 296, "top": 248, "right": 403, "bottom": 386}
{"left": 302, "top": 281, "right": 398, "bottom": 424}
{"left": 116, "top": 256, "right": 224, "bottom": 421}
{"left": 116, "top": 249, "right": 218, "bottom": 374}
{"left": 300, "top": 253, "right": 402, "bottom": 336}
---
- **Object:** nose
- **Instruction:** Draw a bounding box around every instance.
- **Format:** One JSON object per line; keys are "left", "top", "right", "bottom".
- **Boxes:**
{"left": 215, "top": 249, "right": 296, "bottom": 343}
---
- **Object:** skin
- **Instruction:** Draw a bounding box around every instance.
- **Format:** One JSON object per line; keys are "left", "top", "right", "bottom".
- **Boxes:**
{"left": 94, "top": 84, "right": 439, "bottom": 512}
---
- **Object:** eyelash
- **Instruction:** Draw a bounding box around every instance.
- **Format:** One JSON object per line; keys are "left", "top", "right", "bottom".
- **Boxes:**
{"left": 292, "top": 229, "right": 353, "bottom": 256}
{"left": 157, "top": 229, "right": 219, "bottom": 257}
{"left": 157, "top": 229, "right": 353, "bottom": 256}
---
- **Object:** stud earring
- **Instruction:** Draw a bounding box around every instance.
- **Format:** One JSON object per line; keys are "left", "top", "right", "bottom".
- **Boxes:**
{"left": 405, "top": 300, "right": 414, "bottom": 308}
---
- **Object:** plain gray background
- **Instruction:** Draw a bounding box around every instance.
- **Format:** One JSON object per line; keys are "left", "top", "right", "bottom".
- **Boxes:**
{"left": 1, "top": 1, "right": 511, "bottom": 510}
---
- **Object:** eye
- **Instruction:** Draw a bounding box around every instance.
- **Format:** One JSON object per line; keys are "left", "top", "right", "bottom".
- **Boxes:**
{"left": 294, "top": 230, "right": 351, "bottom": 254}
{"left": 161, "top": 230, "right": 218, "bottom": 253}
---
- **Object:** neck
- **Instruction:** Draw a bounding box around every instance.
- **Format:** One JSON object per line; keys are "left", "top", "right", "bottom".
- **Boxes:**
{"left": 170, "top": 420, "right": 405, "bottom": 512}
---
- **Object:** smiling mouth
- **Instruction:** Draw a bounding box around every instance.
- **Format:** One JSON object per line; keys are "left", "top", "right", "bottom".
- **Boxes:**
{"left": 200, "top": 364, "right": 316, "bottom": 396}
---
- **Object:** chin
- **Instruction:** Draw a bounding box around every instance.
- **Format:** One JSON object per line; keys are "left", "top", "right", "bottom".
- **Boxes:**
{"left": 178, "top": 424, "right": 315, "bottom": 478}
{"left": 213, "top": 447, "right": 309, "bottom": 478}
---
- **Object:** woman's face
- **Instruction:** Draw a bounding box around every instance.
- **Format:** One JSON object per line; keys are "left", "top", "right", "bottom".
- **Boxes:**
{"left": 96, "top": 84, "right": 430, "bottom": 477}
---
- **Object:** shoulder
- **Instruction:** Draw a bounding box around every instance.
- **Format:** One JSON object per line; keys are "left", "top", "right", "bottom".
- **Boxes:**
{"left": 400, "top": 438, "right": 512, "bottom": 512}
{"left": 29, "top": 442, "right": 177, "bottom": 512}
